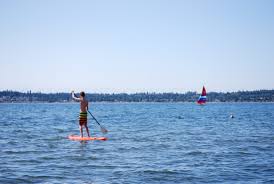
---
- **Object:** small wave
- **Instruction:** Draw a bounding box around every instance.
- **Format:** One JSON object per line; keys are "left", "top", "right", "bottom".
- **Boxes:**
{"left": 177, "top": 116, "right": 184, "bottom": 119}
{"left": 142, "top": 169, "right": 180, "bottom": 175}
{"left": 20, "top": 117, "right": 32, "bottom": 121}
{"left": 2, "top": 149, "right": 41, "bottom": 155}
{"left": 185, "top": 150, "right": 208, "bottom": 156}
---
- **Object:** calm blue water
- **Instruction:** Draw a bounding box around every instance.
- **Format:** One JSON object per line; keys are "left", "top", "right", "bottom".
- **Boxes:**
{"left": 0, "top": 103, "right": 273, "bottom": 184}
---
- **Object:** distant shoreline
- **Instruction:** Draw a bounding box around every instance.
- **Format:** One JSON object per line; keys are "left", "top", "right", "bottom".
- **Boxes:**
{"left": 1, "top": 90, "right": 274, "bottom": 103}
{"left": 0, "top": 101, "right": 274, "bottom": 103}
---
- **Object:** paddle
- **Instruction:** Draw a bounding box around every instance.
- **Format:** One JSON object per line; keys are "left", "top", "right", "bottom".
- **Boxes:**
{"left": 87, "top": 110, "right": 108, "bottom": 134}
{"left": 72, "top": 92, "right": 108, "bottom": 134}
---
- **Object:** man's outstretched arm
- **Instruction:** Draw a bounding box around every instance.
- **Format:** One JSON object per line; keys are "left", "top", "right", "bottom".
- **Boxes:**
{"left": 71, "top": 91, "right": 81, "bottom": 101}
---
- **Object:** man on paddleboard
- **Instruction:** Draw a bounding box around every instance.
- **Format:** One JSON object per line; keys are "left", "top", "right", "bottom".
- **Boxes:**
{"left": 71, "top": 91, "right": 90, "bottom": 137}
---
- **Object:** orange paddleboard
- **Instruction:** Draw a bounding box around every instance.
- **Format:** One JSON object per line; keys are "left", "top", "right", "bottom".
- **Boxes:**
{"left": 68, "top": 135, "right": 108, "bottom": 141}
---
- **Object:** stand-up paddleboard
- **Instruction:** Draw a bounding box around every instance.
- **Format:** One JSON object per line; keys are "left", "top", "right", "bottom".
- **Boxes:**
{"left": 68, "top": 135, "right": 108, "bottom": 141}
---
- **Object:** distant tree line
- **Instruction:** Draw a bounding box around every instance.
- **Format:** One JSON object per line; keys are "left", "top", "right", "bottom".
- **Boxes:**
{"left": 0, "top": 90, "right": 273, "bottom": 103}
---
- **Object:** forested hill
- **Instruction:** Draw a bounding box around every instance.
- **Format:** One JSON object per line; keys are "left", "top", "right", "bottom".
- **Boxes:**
{"left": 0, "top": 90, "right": 273, "bottom": 102}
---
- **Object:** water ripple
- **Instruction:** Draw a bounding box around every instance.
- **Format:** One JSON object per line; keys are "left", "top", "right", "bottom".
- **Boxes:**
{"left": 0, "top": 103, "right": 273, "bottom": 183}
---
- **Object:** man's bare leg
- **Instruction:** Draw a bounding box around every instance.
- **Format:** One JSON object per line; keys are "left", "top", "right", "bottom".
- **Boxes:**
{"left": 85, "top": 125, "right": 90, "bottom": 137}
{"left": 80, "top": 126, "right": 83, "bottom": 137}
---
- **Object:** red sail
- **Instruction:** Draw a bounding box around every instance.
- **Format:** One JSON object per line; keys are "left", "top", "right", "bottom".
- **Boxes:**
{"left": 201, "top": 86, "right": 206, "bottom": 96}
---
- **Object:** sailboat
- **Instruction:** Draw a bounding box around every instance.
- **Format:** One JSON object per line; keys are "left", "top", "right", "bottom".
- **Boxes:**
{"left": 197, "top": 86, "right": 206, "bottom": 105}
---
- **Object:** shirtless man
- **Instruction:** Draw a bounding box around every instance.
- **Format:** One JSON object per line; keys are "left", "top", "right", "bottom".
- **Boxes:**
{"left": 71, "top": 91, "right": 90, "bottom": 137}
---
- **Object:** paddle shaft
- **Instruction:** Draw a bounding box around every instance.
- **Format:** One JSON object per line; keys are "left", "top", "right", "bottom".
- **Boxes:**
{"left": 88, "top": 110, "right": 102, "bottom": 126}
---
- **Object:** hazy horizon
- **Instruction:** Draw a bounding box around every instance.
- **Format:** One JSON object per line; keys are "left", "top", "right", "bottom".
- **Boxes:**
{"left": 1, "top": 88, "right": 274, "bottom": 94}
{"left": 1, "top": 0, "right": 274, "bottom": 93}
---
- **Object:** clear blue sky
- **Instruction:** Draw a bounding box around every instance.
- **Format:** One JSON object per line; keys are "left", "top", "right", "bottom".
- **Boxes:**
{"left": 0, "top": 0, "right": 273, "bottom": 93}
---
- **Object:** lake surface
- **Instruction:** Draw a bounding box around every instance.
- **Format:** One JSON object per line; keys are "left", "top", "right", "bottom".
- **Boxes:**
{"left": 0, "top": 103, "right": 273, "bottom": 184}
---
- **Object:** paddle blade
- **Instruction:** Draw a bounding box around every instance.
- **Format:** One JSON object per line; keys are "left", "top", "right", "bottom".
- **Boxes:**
{"left": 100, "top": 126, "right": 108, "bottom": 134}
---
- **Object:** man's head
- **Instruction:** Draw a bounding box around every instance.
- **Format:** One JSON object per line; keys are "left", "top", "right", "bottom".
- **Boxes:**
{"left": 80, "top": 91, "right": 85, "bottom": 98}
